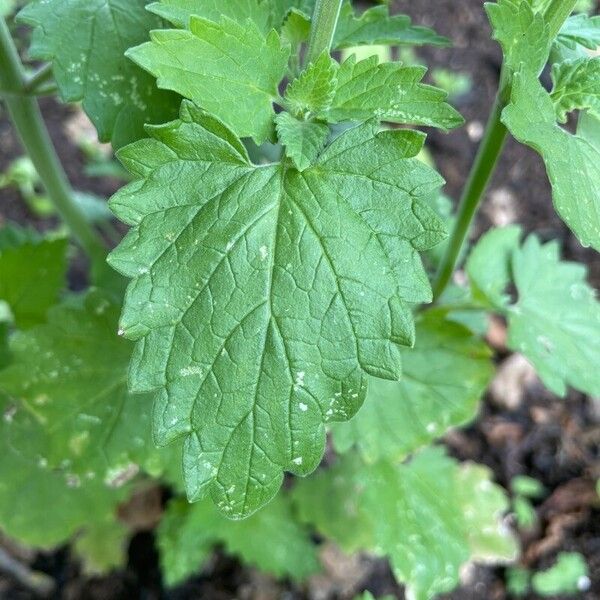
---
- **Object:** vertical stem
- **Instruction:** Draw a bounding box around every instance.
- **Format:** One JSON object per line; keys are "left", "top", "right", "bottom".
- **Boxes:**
{"left": 305, "top": 0, "right": 343, "bottom": 66}
{"left": 544, "top": 0, "right": 576, "bottom": 39}
{"left": 431, "top": 89, "right": 508, "bottom": 300}
{"left": 0, "top": 18, "right": 106, "bottom": 266}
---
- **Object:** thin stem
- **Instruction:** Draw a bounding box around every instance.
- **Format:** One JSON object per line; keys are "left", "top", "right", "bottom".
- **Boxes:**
{"left": 0, "top": 18, "right": 106, "bottom": 267}
{"left": 305, "top": 0, "right": 343, "bottom": 66}
{"left": 544, "top": 0, "right": 577, "bottom": 39}
{"left": 24, "top": 62, "right": 54, "bottom": 93}
{"left": 431, "top": 88, "right": 509, "bottom": 301}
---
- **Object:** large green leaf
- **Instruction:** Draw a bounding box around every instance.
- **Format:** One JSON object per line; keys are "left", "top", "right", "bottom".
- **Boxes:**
{"left": 126, "top": 16, "right": 289, "bottom": 142}
{"left": 467, "top": 230, "right": 600, "bottom": 397}
{"left": 0, "top": 291, "right": 167, "bottom": 487}
{"left": 18, "top": 0, "right": 179, "bottom": 148}
{"left": 294, "top": 448, "right": 518, "bottom": 600}
{"left": 551, "top": 57, "right": 600, "bottom": 122}
{"left": 502, "top": 68, "right": 600, "bottom": 251}
{"left": 0, "top": 226, "right": 67, "bottom": 329}
{"left": 158, "top": 492, "right": 319, "bottom": 586}
{"left": 108, "top": 101, "right": 446, "bottom": 518}
{"left": 333, "top": 310, "right": 493, "bottom": 463}
{"left": 323, "top": 55, "right": 463, "bottom": 131}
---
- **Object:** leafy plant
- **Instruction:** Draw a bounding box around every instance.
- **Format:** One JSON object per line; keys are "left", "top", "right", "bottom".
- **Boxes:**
{"left": 0, "top": 0, "right": 598, "bottom": 597}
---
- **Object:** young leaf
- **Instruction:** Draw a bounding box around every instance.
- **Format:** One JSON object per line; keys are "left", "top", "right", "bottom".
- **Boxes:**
{"left": 332, "top": 310, "right": 494, "bottom": 463}
{"left": 0, "top": 291, "right": 162, "bottom": 487}
{"left": 485, "top": 0, "right": 551, "bottom": 75}
{"left": 551, "top": 57, "right": 600, "bottom": 122}
{"left": 294, "top": 448, "right": 517, "bottom": 600}
{"left": 556, "top": 13, "right": 600, "bottom": 51}
{"left": 532, "top": 552, "right": 590, "bottom": 596}
{"left": 332, "top": 1, "right": 450, "bottom": 48}
{"left": 502, "top": 69, "right": 600, "bottom": 251}
{"left": 126, "top": 16, "right": 289, "bottom": 142}
{"left": 73, "top": 519, "right": 129, "bottom": 575}
{"left": 323, "top": 55, "right": 463, "bottom": 131}
{"left": 108, "top": 102, "right": 446, "bottom": 518}
{"left": 0, "top": 426, "right": 127, "bottom": 548}
{"left": 157, "top": 493, "right": 319, "bottom": 586}
{"left": 0, "top": 226, "right": 67, "bottom": 329}
{"left": 275, "top": 112, "right": 329, "bottom": 170}
{"left": 284, "top": 53, "right": 338, "bottom": 116}
{"left": 467, "top": 231, "right": 600, "bottom": 397}
{"left": 18, "top": 0, "right": 179, "bottom": 149}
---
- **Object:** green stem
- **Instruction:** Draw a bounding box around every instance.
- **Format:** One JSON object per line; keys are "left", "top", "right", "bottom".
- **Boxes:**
{"left": 0, "top": 18, "right": 106, "bottom": 266}
{"left": 544, "top": 0, "right": 577, "bottom": 39}
{"left": 305, "top": 0, "right": 343, "bottom": 66}
{"left": 431, "top": 87, "right": 509, "bottom": 301}
{"left": 24, "top": 62, "right": 54, "bottom": 93}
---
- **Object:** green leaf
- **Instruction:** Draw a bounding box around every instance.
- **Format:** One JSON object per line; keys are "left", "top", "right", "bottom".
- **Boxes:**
{"left": 0, "top": 426, "right": 127, "bottom": 548}
{"left": 157, "top": 492, "right": 319, "bottom": 586}
{"left": 0, "top": 291, "right": 164, "bottom": 487}
{"left": 332, "top": 310, "right": 493, "bottom": 463}
{"left": 511, "top": 475, "right": 546, "bottom": 498}
{"left": 466, "top": 225, "right": 522, "bottom": 309}
{"left": 551, "top": 57, "right": 600, "bottom": 122}
{"left": 73, "top": 519, "right": 128, "bottom": 575}
{"left": 126, "top": 16, "right": 289, "bottom": 143}
{"left": 0, "top": 226, "right": 67, "bottom": 329}
{"left": 532, "top": 552, "right": 590, "bottom": 596}
{"left": 18, "top": 0, "right": 179, "bottom": 149}
{"left": 485, "top": 0, "right": 551, "bottom": 75}
{"left": 275, "top": 112, "right": 329, "bottom": 170}
{"left": 294, "top": 448, "right": 517, "bottom": 600}
{"left": 502, "top": 68, "right": 600, "bottom": 251}
{"left": 557, "top": 13, "right": 600, "bottom": 51}
{"left": 323, "top": 55, "right": 463, "bottom": 131}
{"left": 578, "top": 109, "right": 600, "bottom": 151}
{"left": 108, "top": 102, "right": 446, "bottom": 518}
{"left": 468, "top": 230, "right": 600, "bottom": 397}
{"left": 507, "top": 235, "right": 600, "bottom": 397}
{"left": 333, "top": 1, "right": 450, "bottom": 48}
{"left": 284, "top": 53, "right": 338, "bottom": 116}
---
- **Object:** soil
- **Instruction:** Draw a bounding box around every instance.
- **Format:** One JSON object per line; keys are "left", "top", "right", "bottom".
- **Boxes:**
{"left": 0, "top": 1, "right": 598, "bottom": 599}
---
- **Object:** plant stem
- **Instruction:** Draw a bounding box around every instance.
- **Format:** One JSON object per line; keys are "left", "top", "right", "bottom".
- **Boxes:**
{"left": 431, "top": 87, "right": 509, "bottom": 301}
{"left": 24, "top": 62, "right": 54, "bottom": 93}
{"left": 305, "top": 0, "right": 343, "bottom": 66}
{"left": 0, "top": 18, "right": 106, "bottom": 266}
{"left": 544, "top": 0, "right": 577, "bottom": 39}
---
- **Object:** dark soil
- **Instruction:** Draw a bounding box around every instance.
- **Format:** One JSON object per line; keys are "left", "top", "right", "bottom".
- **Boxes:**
{"left": 0, "top": 1, "right": 598, "bottom": 599}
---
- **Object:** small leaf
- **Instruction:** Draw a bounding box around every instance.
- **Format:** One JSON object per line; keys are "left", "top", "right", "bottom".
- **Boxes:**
{"left": 275, "top": 112, "right": 329, "bottom": 170}
{"left": 333, "top": 310, "right": 493, "bottom": 463}
{"left": 284, "top": 53, "right": 338, "bottom": 116}
{"left": 0, "top": 225, "right": 67, "bottom": 329}
{"left": 502, "top": 68, "right": 600, "bottom": 251}
{"left": 127, "top": 16, "right": 289, "bottom": 142}
{"left": 157, "top": 492, "right": 319, "bottom": 586}
{"left": 323, "top": 55, "right": 463, "bottom": 131}
{"left": 0, "top": 291, "right": 161, "bottom": 486}
{"left": 532, "top": 552, "right": 590, "bottom": 596}
{"left": 73, "top": 519, "right": 128, "bottom": 575}
{"left": 18, "top": 0, "right": 179, "bottom": 148}
{"left": 485, "top": 0, "right": 551, "bottom": 75}
{"left": 551, "top": 57, "right": 600, "bottom": 122}
{"left": 108, "top": 102, "right": 446, "bottom": 517}
{"left": 294, "top": 448, "right": 517, "bottom": 600}
{"left": 333, "top": 1, "right": 450, "bottom": 48}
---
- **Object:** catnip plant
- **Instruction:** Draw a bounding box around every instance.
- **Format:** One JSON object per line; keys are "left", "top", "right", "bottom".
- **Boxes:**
{"left": 0, "top": 0, "right": 599, "bottom": 598}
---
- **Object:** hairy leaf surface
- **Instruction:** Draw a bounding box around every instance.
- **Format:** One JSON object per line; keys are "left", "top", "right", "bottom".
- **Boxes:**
{"left": 18, "top": 0, "right": 179, "bottom": 148}
{"left": 333, "top": 310, "right": 493, "bottom": 462}
{"left": 108, "top": 101, "right": 446, "bottom": 517}
{"left": 158, "top": 493, "right": 319, "bottom": 586}
{"left": 323, "top": 55, "right": 463, "bottom": 131}
{"left": 275, "top": 112, "right": 329, "bottom": 170}
{"left": 294, "top": 448, "right": 517, "bottom": 600}
{"left": 0, "top": 226, "right": 67, "bottom": 328}
{"left": 126, "top": 16, "right": 289, "bottom": 142}
{"left": 0, "top": 291, "right": 163, "bottom": 487}
{"left": 502, "top": 69, "right": 600, "bottom": 251}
